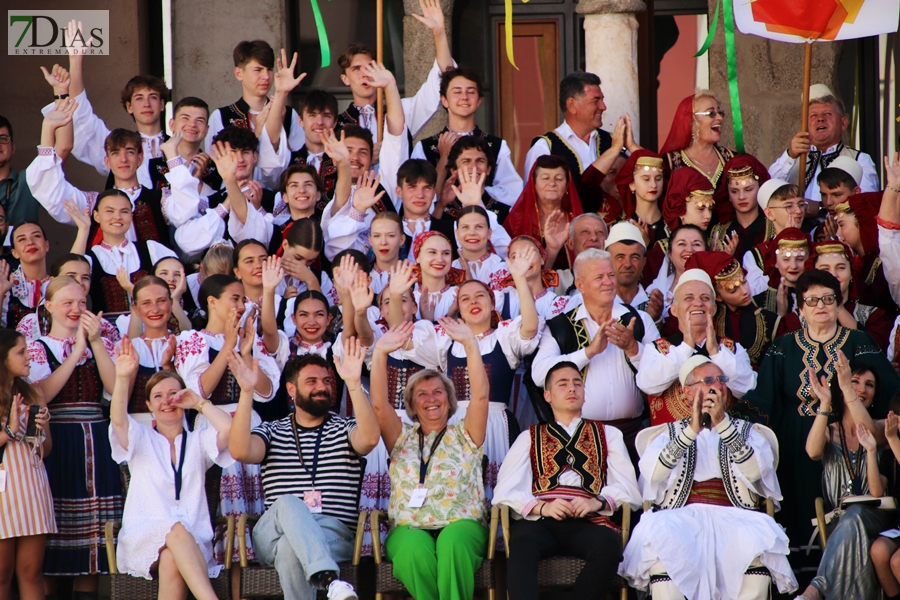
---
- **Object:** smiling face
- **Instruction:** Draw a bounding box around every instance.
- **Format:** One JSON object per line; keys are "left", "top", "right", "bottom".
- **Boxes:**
{"left": 799, "top": 283, "right": 840, "bottom": 328}
{"left": 289, "top": 364, "right": 334, "bottom": 418}
{"left": 808, "top": 101, "right": 847, "bottom": 149}
{"left": 457, "top": 280, "right": 494, "bottom": 327}
{"left": 155, "top": 257, "right": 185, "bottom": 294}
{"left": 441, "top": 75, "right": 483, "bottom": 119}
{"left": 630, "top": 167, "right": 664, "bottom": 204}
{"left": 815, "top": 253, "right": 851, "bottom": 299}
{"left": 379, "top": 288, "right": 417, "bottom": 322}
{"left": 727, "top": 178, "right": 760, "bottom": 216}
{"left": 568, "top": 84, "right": 606, "bottom": 129}
{"left": 369, "top": 219, "right": 404, "bottom": 264}
{"left": 344, "top": 136, "right": 372, "bottom": 181}
{"left": 146, "top": 376, "right": 185, "bottom": 423}
{"left": 674, "top": 280, "right": 715, "bottom": 328}
{"left": 5, "top": 336, "right": 30, "bottom": 379}
{"left": 669, "top": 229, "right": 707, "bottom": 274}
{"left": 169, "top": 106, "right": 209, "bottom": 144}
{"left": 11, "top": 223, "right": 49, "bottom": 265}
{"left": 534, "top": 166, "right": 568, "bottom": 206}
{"left": 410, "top": 375, "right": 452, "bottom": 427}
{"left": 340, "top": 53, "right": 377, "bottom": 102}
{"left": 103, "top": 143, "right": 142, "bottom": 181}
{"left": 207, "top": 282, "right": 246, "bottom": 323}
{"left": 543, "top": 365, "right": 585, "bottom": 415}
{"left": 693, "top": 96, "right": 723, "bottom": 145}
{"left": 775, "top": 247, "right": 808, "bottom": 285}
{"left": 234, "top": 59, "right": 272, "bottom": 98}
{"left": 455, "top": 212, "right": 491, "bottom": 255}
{"left": 417, "top": 236, "right": 452, "bottom": 278}
{"left": 764, "top": 197, "right": 806, "bottom": 231}
{"left": 574, "top": 257, "right": 617, "bottom": 306}
{"left": 299, "top": 107, "right": 336, "bottom": 147}
{"left": 45, "top": 283, "right": 87, "bottom": 332}
{"left": 284, "top": 172, "right": 321, "bottom": 215}
{"left": 851, "top": 369, "right": 876, "bottom": 408}
{"left": 291, "top": 297, "right": 332, "bottom": 343}
{"left": 134, "top": 283, "right": 173, "bottom": 331}
{"left": 126, "top": 87, "right": 163, "bottom": 127}
{"left": 234, "top": 244, "right": 269, "bottom": 289}
{"left": 59, "top": 260, "right": 92, "bottom": 294}
{"left": 94, "top": 194, "right": 133, "bottom": 238}
{"left": 569, "top": 216, "right": 607, "bottom": 255}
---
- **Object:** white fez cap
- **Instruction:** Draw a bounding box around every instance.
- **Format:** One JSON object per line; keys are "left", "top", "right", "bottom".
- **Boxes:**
{"left": 605, "top": 222, "right": 646, "bottom": 250}
{"left": 679, "top": 355, "right": 713, "bottom": 386}
{"left": 809, "top": 84, "right": 836, "bottom": 102}
{"left": 826, "top": 156, "right": 863, "bottom": 186}
{"left": 757, "top": 178, "right": 790, "bottom": 210}
{"left": 673, "top": 268, "right": 714, "bottom": 294}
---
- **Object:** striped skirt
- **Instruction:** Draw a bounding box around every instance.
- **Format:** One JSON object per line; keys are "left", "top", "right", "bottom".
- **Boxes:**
{"left": 0, "top": 435, "right": 57, "bottom": 539}
{"left": 43, "top": 406, "right": 124, "bottom": 576}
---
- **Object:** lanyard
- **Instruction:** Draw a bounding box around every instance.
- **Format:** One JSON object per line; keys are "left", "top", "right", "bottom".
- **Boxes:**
{"left": 417, "top": 426, "right": 447, "bottom": 485}
{"left": 158, "top": 429, "right": 188, "bottom": 502}
{"left": 837, "top": 424, "right": 864, "bottom": 496}
{"left": 291, "top": 414, "right": 325, "bottom": 489}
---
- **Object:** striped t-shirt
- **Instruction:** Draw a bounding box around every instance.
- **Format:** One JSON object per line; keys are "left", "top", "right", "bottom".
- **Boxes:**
{"left": 252, "top": 414, "right": 362, "bottom": 528}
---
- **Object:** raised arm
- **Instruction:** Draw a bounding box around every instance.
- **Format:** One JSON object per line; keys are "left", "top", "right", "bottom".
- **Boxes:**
{"left": 332, "top": 255, "right": 359, "bottom": 340}
{"left": 439, "top": 317, "right": 489, "bottom": 447}
{"left": 880, "top": 153, "right": 900, "bottom": 225}
{"left": 506, "top": 244, "right": 539, "bottom": 339}
{"left": 349, "top": 270, "right": 376, "bottom": 347}
{"left": 322, "top": 129, "right": 352, "bottom": 213}
{"left": 64, "top": 199, "right": 93, "bottom": 255}
{"left": 83, "top": 311, "right": 117, "bottom": 394}
{"left": 413, "top": 0, "right": 453, "bottom": 72}
{"left": 110, "top": 338, "right": 139, "bottom": 450}
{"left": 260, "top": 256, "right": 284, "bottom": 355}
{"left": 365, "top": 62, "right": 405, "bottom": 137}
{"left": 335, "top": 336, "right": 381, "bottom": 454}
{"left": 40, "top": 64, "right": 74, "bottom": 161}
{"left": 387, "top": 261, "right": 416, "bottom": 328}
{"left": 857, "top": 422, "right": 885, "bottom": 497}
{"left": 67, "top": 21, "right": 85, "bottom": 97}
{"left": 805, "top": 370, "right": 832, "bottom": 461}
{"left": 586, "top": 117, "right": 626, "bottom": 177}
{"left": 210, "top": 142, "right": 250, "bottom": 225}
{"left": 226, "top": 352, "right": 268, "bottom": 462}
{"left": 371, "top": 322, "right": 414, "bottom": 453}
{"left": 264, "top": 49, "right": 306, "bottom": 147}
{"left": 239, "top": 308, "right": 272, "bottom": 399}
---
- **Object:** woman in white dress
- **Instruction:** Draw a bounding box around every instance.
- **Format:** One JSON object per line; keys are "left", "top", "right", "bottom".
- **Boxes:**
{"left": 109, "top": 337, "right": 235, "bottom": 600}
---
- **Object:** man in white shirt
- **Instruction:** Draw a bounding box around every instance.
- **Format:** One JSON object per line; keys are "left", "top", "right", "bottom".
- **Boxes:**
{"left": 494, "top": 360, "right": 641, "bottom": 600}
{"left": 523, "top": 72, "right": 613, "bottom": 183}
{"left": 768, "top": 84, "right": 879, "bottom": 205}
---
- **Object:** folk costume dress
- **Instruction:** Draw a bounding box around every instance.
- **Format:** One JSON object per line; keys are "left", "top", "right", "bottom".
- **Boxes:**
{"left": 2, "top": 267, "right": 49, "bottom": 330}
{"left": 743, "top": 326, "right": 900, "bottom": 560}
{"left": 109, "top": 417, "right": 235, "bottom": 580}
{"left": 620, "top": 416, "right": 797, "bottom": 599}
{"left": 27, "top": 335, "right": 123, "bottom": 575}
{"left": 400, "top": 316, "right": 542, "bottom": 499}
{"left": 175, "top": 328, "right": 279, "bottom": 563}
{"left": 17, "top": 304, "right": 121, "bottom": 344}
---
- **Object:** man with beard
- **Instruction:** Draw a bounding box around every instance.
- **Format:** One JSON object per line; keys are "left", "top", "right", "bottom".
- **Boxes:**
{"left": 230, "top": 339, "right": 381, "bottom": 600}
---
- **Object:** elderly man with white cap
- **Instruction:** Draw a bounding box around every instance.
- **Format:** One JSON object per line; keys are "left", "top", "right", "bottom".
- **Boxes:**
{"left": 634, "top": 268, "right": 756, "bottom": 425}
{"left": 620, "top": 355, "right": 797, "bottom": 600}
{"left": 741, "top": 178, "right": 811, "bottom": 296}
{"left": 531, "top": 247, "right": 658, "bottom": 461}
{"left": 769, "top": 83, "right": 879, "bottom": 202}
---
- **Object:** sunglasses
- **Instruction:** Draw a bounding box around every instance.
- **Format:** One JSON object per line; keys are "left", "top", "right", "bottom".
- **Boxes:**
{"left": 802, "top": 294, "right": 837, "bottom": 307}
{"left": 693, "top": 109, "right": 725, "bottom": 119}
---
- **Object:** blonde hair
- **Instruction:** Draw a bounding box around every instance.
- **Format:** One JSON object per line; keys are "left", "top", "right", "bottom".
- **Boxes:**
{"left": 201, "top": 243, "right": 234, "bottom": 277}
{"left": 45, "top": 275, "right": 84, "bottom": 301}
{"left": 693, "top": 90, "right": 718, "bottom": 110}
{"left": 403, "top": 369, "right": 458, "bottom": 422}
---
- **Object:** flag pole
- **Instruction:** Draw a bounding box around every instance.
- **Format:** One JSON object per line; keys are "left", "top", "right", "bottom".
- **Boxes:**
{"left": 376, "top": 0, "right": 385, "bottom": 142}
{"left": 798, "top": 42, "right": 812, "bottom": 188}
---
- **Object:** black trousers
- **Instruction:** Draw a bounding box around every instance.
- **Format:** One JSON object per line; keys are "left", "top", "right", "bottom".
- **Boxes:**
{"left": 507, "top": 517, "right": 623, "bottom": 600}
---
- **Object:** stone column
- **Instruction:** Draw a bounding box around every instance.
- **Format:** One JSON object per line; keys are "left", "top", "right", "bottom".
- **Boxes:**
{"left": 706, "top": 0, "right": 843, "bottom": 164}
{"left": 403, "top": 0, "right": 453, "bottom": 140}
{"left": 578, "top": 0, "right": 646, "bottom": 142}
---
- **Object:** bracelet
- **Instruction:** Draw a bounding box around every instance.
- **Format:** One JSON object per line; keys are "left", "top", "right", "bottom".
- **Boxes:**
{"left": 888, "top": 184, "right": 900, "bottom": 194}
{"left": 816, "top": 407, "right": 833, "bottom": 416}
{"left": 54, "top": 93, "right": 70, "bottom": 100}
{"left": 196, "top": 399, "right": 209, "bottom": 414}
{"left": 4, "top": 425, "right": 16, "bottom": 441}
{"left": 539, "top": 503, "right": 545, "bottom": 519}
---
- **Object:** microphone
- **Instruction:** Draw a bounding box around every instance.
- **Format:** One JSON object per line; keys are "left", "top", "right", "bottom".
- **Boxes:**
{"left": 701, "top": 413, "right": 712, "bottom": 430}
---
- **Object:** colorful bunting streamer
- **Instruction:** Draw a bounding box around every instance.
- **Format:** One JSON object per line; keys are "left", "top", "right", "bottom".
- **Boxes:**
{"left": 310, "top": 0, "right": 331, "bottom": 68}
{"left": 695, "top": 0, "right": 745, "bottom": 153}
{"left": 505, "top": 0, "right": 530, "bottom": 69}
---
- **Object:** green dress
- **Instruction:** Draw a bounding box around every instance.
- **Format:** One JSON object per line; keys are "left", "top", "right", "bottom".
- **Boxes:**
{"left": 742, "top": 327, "right": 899, "bottom": 560}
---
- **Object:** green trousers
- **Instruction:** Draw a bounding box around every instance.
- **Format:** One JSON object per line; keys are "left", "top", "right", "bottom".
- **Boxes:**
{"left": 385, "top": 519, "right": 488, "bottom": 600}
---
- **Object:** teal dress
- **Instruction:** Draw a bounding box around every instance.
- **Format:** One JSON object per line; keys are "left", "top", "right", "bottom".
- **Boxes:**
{"left": 742, "top": 327, "right": 899, "bottom": 565}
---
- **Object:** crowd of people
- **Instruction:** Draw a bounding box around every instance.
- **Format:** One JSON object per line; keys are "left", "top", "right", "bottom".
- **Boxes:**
{"left": 4, "top": 7, "right": 900, "bottom": 600}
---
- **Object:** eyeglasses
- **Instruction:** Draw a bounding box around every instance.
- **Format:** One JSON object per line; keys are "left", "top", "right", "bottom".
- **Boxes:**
{"left": 0, "top": 135, "right": 11, "bottom": 144}
{"left": 0, "top": 216, "right": 6, "bottom": 225}
{"left": 802, "top": 294, "right": 837, "bottom": 307}
{"left": 770, "top": 201, "right": 809, "bottom": 213}
{"left": 691, "top": 375, "right": 729, "bottom": 385}
{"left": 693, "top": 109, "right": 725, "bottom": 119}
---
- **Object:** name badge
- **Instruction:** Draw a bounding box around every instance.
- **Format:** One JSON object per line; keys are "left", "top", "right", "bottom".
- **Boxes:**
{"left": 170, "top": 505, "right": 188, "bottom": 520}
{"left": 0, "top": 470, "right": 6, "bottom": 493}
{"left": 304, "top": 490, "right": 323, "bottom": 513}
{"left": 409, "top": 486, "right": 428, "bottom": 508}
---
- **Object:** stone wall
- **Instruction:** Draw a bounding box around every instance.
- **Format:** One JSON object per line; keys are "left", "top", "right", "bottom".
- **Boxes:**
{"left": 403, "top": 0, "right": 453, "bottom": 140}
{"left": 707, "top": 0, "right": 843, "bottom": 166}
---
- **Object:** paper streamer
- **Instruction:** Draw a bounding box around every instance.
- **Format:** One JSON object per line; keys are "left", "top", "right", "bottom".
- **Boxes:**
{"left": 505, "top": 0, "right": 530, "bottom": 69}
{"left": 310, "top": 0, "right": 331, "bottom": 68}
{"left": 695, "top": 0, "right": 745, "bottom": 153}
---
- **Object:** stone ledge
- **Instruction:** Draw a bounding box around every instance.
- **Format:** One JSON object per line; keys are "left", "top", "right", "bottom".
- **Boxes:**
{"left": 576, "top": 0, "right": 647, "bottom": 15}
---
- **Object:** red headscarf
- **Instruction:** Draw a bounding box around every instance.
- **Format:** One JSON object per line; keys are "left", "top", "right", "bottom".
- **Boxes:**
{"left": 660, "top": 95, "right": 696, "bottom": 157}
{"left": 411, "top": 231, "right": 465, "bottom": 285}
{"left": 759, "top": 227, "right": 809, "bottom": 288}
{"left": 686, "top": 250, "right": 744, "bottom": 282}
{"left": 504, "top": 161, "right": 583, "bottom": 247}
{"left": 614, "top": 149, "right": 666, "bottom": 219}
{"left": 837, "top": 192, "right": 883, "bottom": 256}
{"left": 662, "top": 167, "right": 714, "bottom": 231}
{"left": 713, "top": 154, "right": 771, "bottom": 222}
